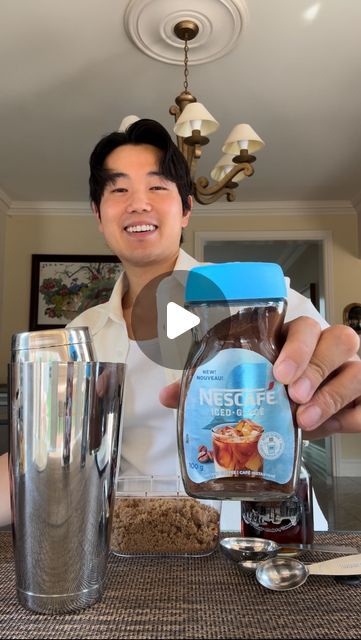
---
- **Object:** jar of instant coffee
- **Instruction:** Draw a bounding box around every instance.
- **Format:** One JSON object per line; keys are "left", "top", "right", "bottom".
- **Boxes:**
{"left": 177, "top": 262, "right": 301, "bottom": 501}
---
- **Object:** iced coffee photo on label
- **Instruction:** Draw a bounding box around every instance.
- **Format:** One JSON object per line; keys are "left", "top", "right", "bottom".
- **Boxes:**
{"left": 211, "top": 419, "right": 264, "bottom": 474}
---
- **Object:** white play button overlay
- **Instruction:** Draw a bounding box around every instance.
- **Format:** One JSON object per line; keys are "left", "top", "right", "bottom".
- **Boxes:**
{"left": 130, "top": 269, "right": 228, "bottom": 369}
{"left": 166, "top": 302, "right": 200, "bottom": 339}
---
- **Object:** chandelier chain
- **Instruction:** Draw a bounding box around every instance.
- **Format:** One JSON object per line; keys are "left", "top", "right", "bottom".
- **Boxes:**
{"left": 183, "top": 37, "right": 189, "bottom": 93}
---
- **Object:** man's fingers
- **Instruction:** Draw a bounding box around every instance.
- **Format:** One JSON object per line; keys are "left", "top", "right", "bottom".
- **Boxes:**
{"left": 159, "top": 381, "right": 181, "bottom": 409}
{"left": 96, "top": 370, "right": 109, "bottom": 398}
{"left": 273, "top": 317, "right": 322, "bottom": 384}
{"left": 296, "top": 360, "right": 361, "bottom": 431}
{"left": 302, "top": 397, "right": 361, "bottom": 439}
{"left": 273, "top": 319, "right": 361, "bottom": 437}
{"left": 288, "top": 325, "right": 360, "bottom": 404}
{"left": 158, "top": 323, "right": 361, "bottom": 434}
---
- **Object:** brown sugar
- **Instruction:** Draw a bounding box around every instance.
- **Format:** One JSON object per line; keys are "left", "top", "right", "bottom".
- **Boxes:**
{"left": 111, "top": 496, "right": 220, "bottom": 555}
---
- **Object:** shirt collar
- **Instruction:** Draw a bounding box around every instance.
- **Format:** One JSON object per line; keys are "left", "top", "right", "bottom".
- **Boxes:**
{"left": 107, "top": 270, "right": 128, "bottom": 322}
{"left": 101, "top": 249, "right": 200, "bottom": 324}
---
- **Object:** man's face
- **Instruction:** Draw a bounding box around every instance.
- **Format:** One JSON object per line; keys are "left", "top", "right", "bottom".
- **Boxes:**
{"left": 94, "top": 144, "right": 191, "bottom": 268}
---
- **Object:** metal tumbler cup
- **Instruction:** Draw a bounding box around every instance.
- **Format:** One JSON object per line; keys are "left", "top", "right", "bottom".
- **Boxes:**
{"left": 11, "top": 326, "right": 96, "bottom": 363}
{"left": 9, "top": 359, "right": 125, "bottom": 614}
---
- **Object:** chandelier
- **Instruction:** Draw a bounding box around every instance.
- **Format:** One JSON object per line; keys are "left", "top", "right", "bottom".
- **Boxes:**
{"left": 169, "top": 20, "right": 264, "bottom": 205}
{"left": 121, "top": 3, "right": 264, "bottom": 205}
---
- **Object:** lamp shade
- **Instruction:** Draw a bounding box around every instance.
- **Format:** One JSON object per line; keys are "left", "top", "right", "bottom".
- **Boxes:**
{"left": 118, "top": 115, "right": 140, "bottom": 132}
{"left": 173, "top": 102, "right": 219, "bottom": 137}
{"left": 222, "top": 124, "right": 265, "bottom": 154}
{"left": 210, "top": 155, "right": 246, "bottom": 183}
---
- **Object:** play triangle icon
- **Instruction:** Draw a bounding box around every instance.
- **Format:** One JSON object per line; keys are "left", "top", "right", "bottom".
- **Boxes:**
{"left": 166, "top": 302, "right": 200, "bottom": 340}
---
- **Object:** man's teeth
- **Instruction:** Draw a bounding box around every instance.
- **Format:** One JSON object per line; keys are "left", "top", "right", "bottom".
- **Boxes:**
{"left": 126, "top": 224, "right": 157, "bottom": 233}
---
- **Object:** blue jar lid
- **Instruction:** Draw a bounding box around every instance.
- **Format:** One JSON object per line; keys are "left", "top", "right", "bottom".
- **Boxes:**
{"left": 185, "top": 262, "right": 287, "bottom": 303}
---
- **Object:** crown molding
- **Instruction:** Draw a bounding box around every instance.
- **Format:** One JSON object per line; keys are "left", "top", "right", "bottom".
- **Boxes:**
{"left": 352, "top": 190, "right": 361, "bottom": 213}
{"left": 351, "top": 192, "right": 361, "bottom": 258}
{"left": 192, "top": 200, "right": 356, "bottom": 216}
{"left": 8, "top": 201, "right": 92, "bottom": 216}
{"left": 0, "top": 188, "right": 11, "bottom": 215}
{"left": 5, "top": 198, "right": 356, "bottom": 217}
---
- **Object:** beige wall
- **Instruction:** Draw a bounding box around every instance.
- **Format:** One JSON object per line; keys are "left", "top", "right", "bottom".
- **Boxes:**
{"left": 1, "top": 213, "right": 112, "bottom": 376}
{"left": 0, "top": 210, "right": 6, "bottom": 336}
{"left": 1, "top": 206, "right": 361, "bottom": 464}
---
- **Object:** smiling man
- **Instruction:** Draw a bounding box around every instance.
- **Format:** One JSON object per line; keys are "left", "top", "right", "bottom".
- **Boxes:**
{"left": 69, "top": 119, "right": 200, "bottom": 478}
{"left": 91, "top": 130, "right": 192, "bottom": 344}
{"left": 0, "top": 118, "right": 360, "bottom": 527}
{"left": 69, "top": 118, "right": 361, "bottom": 476}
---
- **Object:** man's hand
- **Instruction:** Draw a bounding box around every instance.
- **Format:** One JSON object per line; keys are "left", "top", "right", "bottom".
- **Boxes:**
{"left": 273, "top": 317, "right": 361, "bottom": 439}
{"left": 159, "top": 381, "right": 181, "bottom": 409}
{"left": 159, "top": 317, "right": 361, "bottom": 440}
{"left": 0, "top": 454, "right": 11, "bottom": 527}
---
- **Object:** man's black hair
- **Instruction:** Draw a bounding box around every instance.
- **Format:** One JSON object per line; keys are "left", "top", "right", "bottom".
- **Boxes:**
{"left": 89, "top": 118, "right": 193, "bottom": 214}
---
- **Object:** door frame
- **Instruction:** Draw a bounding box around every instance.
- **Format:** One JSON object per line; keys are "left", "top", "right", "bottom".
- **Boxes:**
{"left": 194, "top": 228, "right": 341, "bottom": 478}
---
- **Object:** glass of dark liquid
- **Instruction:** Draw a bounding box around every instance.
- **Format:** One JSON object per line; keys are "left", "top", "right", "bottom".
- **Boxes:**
{"left": 240, "top": 463, "right": 314, "bottom": 548}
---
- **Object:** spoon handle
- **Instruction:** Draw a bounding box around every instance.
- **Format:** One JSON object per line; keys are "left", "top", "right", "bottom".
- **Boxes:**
{"left": 308, "top": 553, "right": 361, "bottom": 576}
{"left": 279, "top": 543, "right": 358, "bottom": 554}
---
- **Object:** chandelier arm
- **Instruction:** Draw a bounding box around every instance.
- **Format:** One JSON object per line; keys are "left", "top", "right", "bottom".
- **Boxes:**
{"left": 169, "top": 104, "right": 182, "bottom": 150}
{"left": 192, "top": 163, "right": 254, "bottom": 204}
{"left": 238, "top": 163, "right": 255, "bottom": 178}
{"left": 196, "top": 162, "right": 254, "bottom": 195}
{"left": 177, "top": 137, "right": 187, "bottom": 158}
{"left": 169, "top": 104, "right": 180, "bottom": 121}
{"left": 187, "top": 146, "right": 196, "bottom": 180}
{"left": 193, "top": 184, "right": 237, "bottom": 205}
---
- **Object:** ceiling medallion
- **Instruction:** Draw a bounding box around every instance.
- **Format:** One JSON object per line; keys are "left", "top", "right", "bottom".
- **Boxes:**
{"left": 124, "top": 0, "right": 249, "bottom": 65}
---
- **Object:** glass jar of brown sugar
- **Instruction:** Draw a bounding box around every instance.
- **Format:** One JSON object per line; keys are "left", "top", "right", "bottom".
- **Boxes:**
{"left": 177, "top": 262, "right": 301, "bottom": 501}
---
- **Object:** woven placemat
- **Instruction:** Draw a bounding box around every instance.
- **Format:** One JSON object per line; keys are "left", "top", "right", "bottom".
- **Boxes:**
{"left": 0, "top": 531, "right": 361, "bottom": 639}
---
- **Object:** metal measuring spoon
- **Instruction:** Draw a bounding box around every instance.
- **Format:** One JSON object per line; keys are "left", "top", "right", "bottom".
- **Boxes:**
{"left": 220, "top": 537, "right": 279, "bottom": 573}
{"left": 220, "top": 537, "right": 359, "bottom": 572}
{"left": 220, "top": 537, "right": 279, "bottom": 563}
{"left": 256, "top": 554, "right": 361, "bottom": 591}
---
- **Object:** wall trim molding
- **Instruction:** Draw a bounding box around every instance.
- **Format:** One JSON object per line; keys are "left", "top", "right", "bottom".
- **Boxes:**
{"left": 192, "top": 200, "right": 355, "bottom": 216}
{"left": 8, "top": 201, "right": 92, "bottom": 216}
{"left": 0, "top": 189, "right": 11, "bottom": 216}
{"left": 352, "top": 192, "right": 361, "bottom": 258}
{"left": 338, "top": 459, "right": 361, "bottom": 477}
{"left": 352, "top": 190, "right": 361, "bottom": 211}
{"left": 5, "top": 198, "right": 356, "bottom": 217}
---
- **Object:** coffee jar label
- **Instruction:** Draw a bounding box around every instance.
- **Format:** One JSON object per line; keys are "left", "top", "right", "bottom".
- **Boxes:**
{"left": 183, "top": 348, "right": 295, "bottom": 485}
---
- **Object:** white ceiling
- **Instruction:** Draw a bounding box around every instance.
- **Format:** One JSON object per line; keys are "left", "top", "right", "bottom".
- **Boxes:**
{"left": 1, "top": 0, "right": 361, "bottom": 207}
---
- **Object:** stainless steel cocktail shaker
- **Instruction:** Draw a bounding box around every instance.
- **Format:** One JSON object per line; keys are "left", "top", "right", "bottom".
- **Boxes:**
{"left": 11, "top": 326, "right": 95, "bottom": 363}
{"left": 9, "top": 328, "right": 125, "bottom": 614}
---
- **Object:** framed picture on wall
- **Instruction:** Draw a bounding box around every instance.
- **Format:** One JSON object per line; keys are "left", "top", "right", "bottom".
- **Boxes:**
{"left": 29, "top": 254, "right": 122, "bottom": 330}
